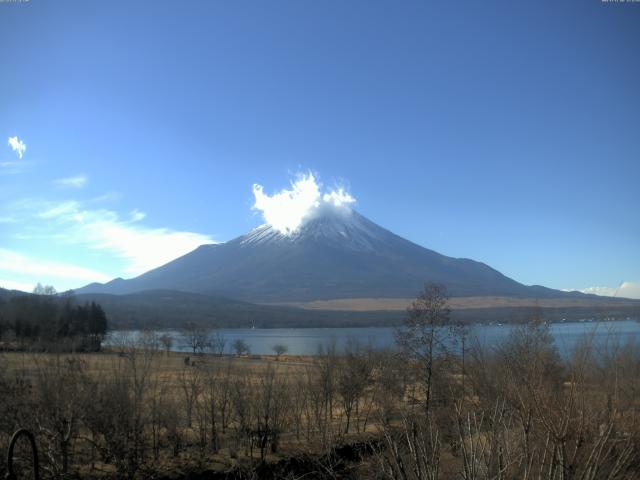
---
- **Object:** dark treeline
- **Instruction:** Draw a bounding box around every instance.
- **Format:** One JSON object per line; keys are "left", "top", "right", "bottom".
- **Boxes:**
{"left": 0, "top": 286, "right": 108, "bottom": 351}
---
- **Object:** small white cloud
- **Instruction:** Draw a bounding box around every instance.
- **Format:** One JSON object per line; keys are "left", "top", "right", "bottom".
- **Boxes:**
{"left": 7, "top": 136, "right": 26, "bottom": 159}
{"left": 91, "top": 191, "right": 122, "bottom": 203}
{"left": 54, "top": 174, "right": 88, "bottom": 189}
{"left": 570, "top": 281, "right": 640, "bottom": 300}
{"left": 39, "top": 201, "right": 81, "bottom": 219}
{"left": 252, "top": 172, "right": 356, "bottom": 235}
{"left": 323, "top": 188, "right": 355, "bottom": 207}
{"left": 129, "top": 209, "right": 146, "bottom": 222}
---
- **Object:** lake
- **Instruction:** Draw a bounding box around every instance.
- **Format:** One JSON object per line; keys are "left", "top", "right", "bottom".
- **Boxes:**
{"left": 107, "top": 319, "right": 640, "bottom": 357}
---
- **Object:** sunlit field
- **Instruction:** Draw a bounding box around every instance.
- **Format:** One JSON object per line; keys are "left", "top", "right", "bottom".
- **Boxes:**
{"left": 2, "top": 313, "right": 639, "bottom": 479}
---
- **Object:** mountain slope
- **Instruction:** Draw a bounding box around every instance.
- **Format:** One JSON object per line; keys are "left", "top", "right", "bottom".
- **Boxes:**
{"left": 77, "top": 208, "right": 590, "bottom": 302}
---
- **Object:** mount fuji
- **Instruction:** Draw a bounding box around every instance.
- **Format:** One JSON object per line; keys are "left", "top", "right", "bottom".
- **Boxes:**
{"left": 77, "top": 207, "right": 586, "bottom": 303}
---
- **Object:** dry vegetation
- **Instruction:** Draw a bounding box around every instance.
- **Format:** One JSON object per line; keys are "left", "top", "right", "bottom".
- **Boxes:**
{"left": 0, "top": 287, "right": 639, "bottom": 479}
{"left": 274, "top": 296, "right": 640, "bottom": 312}
{"left": 0, "top": 340, "right": 393, "bottom": 479}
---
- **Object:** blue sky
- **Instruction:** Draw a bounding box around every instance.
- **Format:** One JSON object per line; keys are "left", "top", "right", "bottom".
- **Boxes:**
{"left": 1, "top": 0, "right": 639, "bottom": 297}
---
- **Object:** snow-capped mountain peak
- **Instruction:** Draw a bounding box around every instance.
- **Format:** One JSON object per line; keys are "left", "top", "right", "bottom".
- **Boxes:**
{"left": 239, "top": 207, "right": 392, "bottom": 251}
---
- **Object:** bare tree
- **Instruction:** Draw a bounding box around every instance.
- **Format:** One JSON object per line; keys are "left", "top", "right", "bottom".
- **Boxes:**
{"left": 159, "top": 333, "right": 173, "bottom": 355}
{"left": 138, "top": 329, "right": 160, "bottom": 351}
{"left": 33, "top": 282, "right": 57, "bottom": 296}
{"left": 232, "top": 338, "right": 250, "bottom": 357}
{"left": 253, "top": 365, "right": 290, "bottom": 460}
{"left": 178, "top": 363, "right": 202, "bottom": 428}
{"left": 336, "top": 338, "right": 372, "bottom": 433}
{"left": 209, "top": 331, "right": 226, "bottom": 356}
{"left": 82, "top": 348, "right": 154, "bottom": 479}
{"left": 272, "top": 343, "right": 288, "bottom": 360}
{"left": 372, "top": 348, "right": 407, "bottom": 426}
{"left": 109, "top": 330, "right": 134, "bottom": 354}
{"left": 395, "top": 283, "right": 458, "bottom": 416}
{"left": 229, "top": 369, "right": 254, "bottom": 456}
{"left": 201, "top": 360, "right": 225, "bottom": 452}
{"left": 376, "top": 411, "right": 441, "bottom": 480}
{"left": 180, "top": 322, "right": 211, "bottom": 355}
{"left": 313, "top": 341, "right": 338, "bottom": 446}
{"left": 33, "top": 355, "right": 87, "bottom": 477}
{"left": 147, "top": 355, "right": 171, "bottom": 460}
{"left": 290, "top": 373, "right": 309, "bottom": 441}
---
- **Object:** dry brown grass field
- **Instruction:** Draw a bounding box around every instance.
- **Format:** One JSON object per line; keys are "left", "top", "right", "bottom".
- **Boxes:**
{"left": 1, "top": 316, "right": 639, "bottom": 479}
{"left": 0, "top": 345, "right": 392, "bottom": 479}
{"left": 274, "top": 296, "right": 640, "bottom": 311}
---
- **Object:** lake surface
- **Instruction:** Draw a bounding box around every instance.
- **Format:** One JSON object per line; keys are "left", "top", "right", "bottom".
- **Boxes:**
{"left": 108, "top": 319, "right": 640, "bottom": 357}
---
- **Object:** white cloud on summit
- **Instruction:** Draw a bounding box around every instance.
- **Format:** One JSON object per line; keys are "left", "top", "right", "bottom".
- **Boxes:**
{"left": 7, "top": 136, "right": 26, "bottom": 159}
{"left": 252, "top": 172, "right": 356, "bottom": 235}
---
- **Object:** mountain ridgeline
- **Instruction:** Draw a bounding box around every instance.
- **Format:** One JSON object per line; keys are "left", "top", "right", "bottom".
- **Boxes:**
{"left": 77, "top": 208, "right": 585, "bottom": 302}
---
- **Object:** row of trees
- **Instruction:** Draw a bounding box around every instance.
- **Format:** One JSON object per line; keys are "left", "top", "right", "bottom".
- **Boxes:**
{"left": 153, "top": 322, "right": 286, "bottom": 358}
{"left": 0, "top": 286, "right": 108, "bottom": 351}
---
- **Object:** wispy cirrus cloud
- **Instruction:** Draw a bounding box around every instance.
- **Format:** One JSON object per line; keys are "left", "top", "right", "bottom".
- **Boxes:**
{"left": 0, "top": 248, "right": 112, "bottom": 289}
{"left": 38, "top": 201, "right": 81, "bottom": 220}
{"left": 91, "top": 191, "right": 122, "bottom": 203}
{"left": 0, "top": 197, "right": 215, "bottom": 291}
{"left": 31, "top": 199, "right": 215, "bottom": 276}
{"left": 7, "top": 136, "right": 26, "bottom": 159}
{"left": 54, "top": 174, "right": 88, "bottom": 189}
{"left": 0, "top": 160, "right": 33, "bottom": 175}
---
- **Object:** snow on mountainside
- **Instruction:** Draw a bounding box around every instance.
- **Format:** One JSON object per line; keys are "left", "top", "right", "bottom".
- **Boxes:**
{"left": 76, "top": 207, "right": 590, "bottom": 302}
{"left": 240, "top": 208, "right": 393, "bottom": 251}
